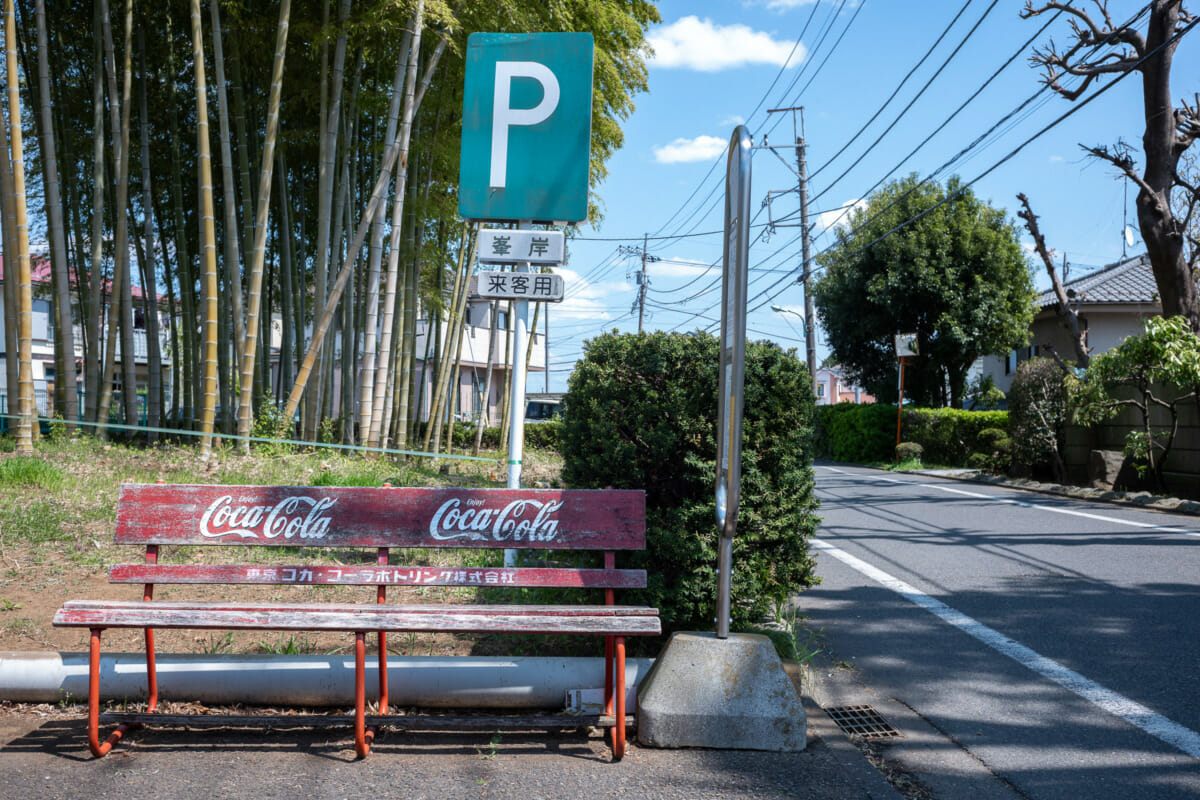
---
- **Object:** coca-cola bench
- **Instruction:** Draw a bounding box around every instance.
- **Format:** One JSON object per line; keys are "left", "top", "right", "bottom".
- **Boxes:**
{"left": 53, "top": 483, "right": 658, "bottom": 760}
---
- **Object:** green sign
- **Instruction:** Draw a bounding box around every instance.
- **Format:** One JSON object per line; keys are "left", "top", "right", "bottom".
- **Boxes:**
{"left": 458, "top": 33, "right": 594, "bottom": 223}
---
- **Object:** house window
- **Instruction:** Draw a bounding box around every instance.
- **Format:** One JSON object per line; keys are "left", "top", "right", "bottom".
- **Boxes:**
{"left": 817, "top": 383, "right": 825, "bottom": 398}
{"left": 497, "top": 310, "right": 509, "bottom": 330}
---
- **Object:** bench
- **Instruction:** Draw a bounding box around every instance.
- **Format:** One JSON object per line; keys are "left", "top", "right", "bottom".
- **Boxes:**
{"left": 53, "top": 483, "right": 658, "bottom": 760}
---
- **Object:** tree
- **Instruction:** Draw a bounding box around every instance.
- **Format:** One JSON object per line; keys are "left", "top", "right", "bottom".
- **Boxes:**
{"left": 1023, "top": 0, "right": 1200, "bottom": 332}
{"left": 1068, "top": 315, "right": 1200, "bottom": 490}
{"left": 1016, "top": 192, "right": 1090, "bottom": 369}
{"left": 813, "top": 175, "right": 1034, "bottom": 407}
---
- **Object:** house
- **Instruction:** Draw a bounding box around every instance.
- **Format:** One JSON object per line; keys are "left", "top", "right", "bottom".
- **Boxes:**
{"left": 814, "top": 365, "right": 874, "bottom": 406}
{"left": 310, "top": 297, "right": 548, "bottom": 426}
{"left": 980, "top": 253, "right": 1160, "bottom": 394}
{"left": 0, "top": 255, "right": 174, "bottom": 419}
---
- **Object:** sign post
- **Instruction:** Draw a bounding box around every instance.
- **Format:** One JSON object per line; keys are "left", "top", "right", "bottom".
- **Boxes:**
{"left": 715, "top": 126, "right": 752, "bottom": 640}
{"left": 894, "top": 333, "right": 918, "bottom": 457}
{"left": 459, "top": 32, "right": 592, "bottom": 565}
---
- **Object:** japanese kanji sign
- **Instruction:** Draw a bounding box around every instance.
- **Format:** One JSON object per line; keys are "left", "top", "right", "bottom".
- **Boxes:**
{"left": 458, "top": 33, "right": 594, "bottom": 223}
{"left": 478, "top": 229, "right": 565, "bottom": 264}
{"left": 471, "top": 271, "right": 565, "bottom": 303}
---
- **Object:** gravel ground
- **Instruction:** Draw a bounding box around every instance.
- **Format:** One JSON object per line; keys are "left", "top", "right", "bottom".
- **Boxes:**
{"left": 0, "top": 701, "right": 903, "bottom": 800}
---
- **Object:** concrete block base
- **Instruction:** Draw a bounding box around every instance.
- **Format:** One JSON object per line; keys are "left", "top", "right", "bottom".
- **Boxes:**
{"left": 637, "top": 631, "right": 806, "bottom": 751}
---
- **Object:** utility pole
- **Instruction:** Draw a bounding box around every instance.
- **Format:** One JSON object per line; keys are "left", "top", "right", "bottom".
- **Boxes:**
{"left": 619, "top": 235, "right": 660, "bottom": 333}
{"left": 766, "top": 106, "right": 818, "bottom": 399}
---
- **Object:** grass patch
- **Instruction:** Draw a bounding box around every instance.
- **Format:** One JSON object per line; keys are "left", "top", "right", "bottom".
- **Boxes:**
{"left": 0, "top": 457, "right": 64, "bottom": 490}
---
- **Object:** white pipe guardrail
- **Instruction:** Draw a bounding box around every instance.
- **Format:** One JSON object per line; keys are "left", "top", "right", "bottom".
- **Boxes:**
{"left": 0, "top": 653, "right": 652, "bottom": 709}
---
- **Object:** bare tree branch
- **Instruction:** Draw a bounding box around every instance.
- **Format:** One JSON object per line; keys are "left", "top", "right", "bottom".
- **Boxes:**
{"left": 1016, "top": 193, "right": 1090, "bottom": 368}
{"left": 1082, "top": 142, "right": 1180, "bottom": 222}
{"left": 1177, "top": 93, "right": 1200, "bottom": 150}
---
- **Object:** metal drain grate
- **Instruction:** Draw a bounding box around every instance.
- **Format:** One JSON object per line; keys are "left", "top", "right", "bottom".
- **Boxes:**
{"left": 825, "top": 705, "right": 902, "bottom": 739}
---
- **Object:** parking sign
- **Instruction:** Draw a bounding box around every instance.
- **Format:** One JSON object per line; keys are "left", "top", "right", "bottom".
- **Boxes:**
{"left": 458, "top": 33, "right": 594, "bottom": 223}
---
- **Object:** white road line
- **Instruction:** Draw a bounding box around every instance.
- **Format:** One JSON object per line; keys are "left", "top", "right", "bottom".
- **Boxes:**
{"left": 917, "top": 484, "right": 1200, "bottom": 538}
{"left": 816, "top": 465, "right": 1200, "bottom": 538}
{"left": 812, "top": 537, "right": 1200, "bottom": 759}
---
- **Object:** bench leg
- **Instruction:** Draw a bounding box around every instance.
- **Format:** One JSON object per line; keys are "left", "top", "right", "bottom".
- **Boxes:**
{"left": 610, "top": 636, "right": 626, "bottom": 761}
{"left": 354, "top": 632, "right": 372, "bottom": 758}
{"left": 144, "top": 627, "right": 159, "bottom": 712}
{"left": 87, "top": 629, "right": 136, "bottom": 758}
{"left": 378, "top": 631, "right": 388, "bottom": 715}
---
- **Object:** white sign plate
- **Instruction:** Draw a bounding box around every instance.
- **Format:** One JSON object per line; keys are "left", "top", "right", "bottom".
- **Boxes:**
{"left": 478, "top": 229, "right": 565, "bottom": 265}
{"left": 471, "top": 271, "right": 565, "bottom": 302}
{"left": 895, "top": 332, "right": 919, "bottom": 358}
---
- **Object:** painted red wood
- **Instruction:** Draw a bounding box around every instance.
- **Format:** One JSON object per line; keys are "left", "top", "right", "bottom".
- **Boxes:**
{"left": 53, "top": 600, "right": 662, "bottom": 635}
{"left": 114, "top": 485, "right": 646, "bottom": 549}
{"left": 110, "top": 564, "right": 648, "bottom": 589}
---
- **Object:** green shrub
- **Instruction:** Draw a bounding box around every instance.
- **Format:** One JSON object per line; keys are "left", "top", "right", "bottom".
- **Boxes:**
{"left": 814, "top": 404, "right": 1008, "bottom": 466}
{"left": 523, "top": 420, "right": 561, "bottom": 451}
{"left": 967, "top": 452, "right": 991, "bottom": 470}
{"left": 560, "top": 331, "right": 820, "bottom": 633}
{"left": 1009, "top": 358, "right": 1067, "bottom": 480}
{"left": 895, "top": 442, "right": 923, "bottom": 461}
{"left": 814, "top": 403, "right": 897, "bottom": 462}
{"left": 900, "top": 407, "right": 1008, "bottom": 466}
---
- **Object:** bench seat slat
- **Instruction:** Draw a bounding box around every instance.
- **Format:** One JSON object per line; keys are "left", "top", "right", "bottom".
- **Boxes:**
{"left": 54, "top": 600, "right": 662, "bottom": 636}
{"left": 109, "top": 564, "right": 648, "bottom": 589}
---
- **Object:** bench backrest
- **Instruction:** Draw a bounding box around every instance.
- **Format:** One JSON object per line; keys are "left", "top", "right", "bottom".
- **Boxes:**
{"left": 111, "top": 484, "right": 647, "bottom": 591}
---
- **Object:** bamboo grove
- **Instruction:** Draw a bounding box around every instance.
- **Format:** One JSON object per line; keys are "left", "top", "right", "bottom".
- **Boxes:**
{"left": 0, "top": 0, "right": 658, "bottom": 456}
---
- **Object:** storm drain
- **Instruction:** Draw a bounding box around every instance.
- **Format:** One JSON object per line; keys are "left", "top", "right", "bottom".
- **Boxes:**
{"left": 825, "top": 705, "right": 903, "bottom": 740}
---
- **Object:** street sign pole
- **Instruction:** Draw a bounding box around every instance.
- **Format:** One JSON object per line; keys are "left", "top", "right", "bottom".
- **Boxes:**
{"left": 715, "top": 126, "right": 752, "bottom": 640}
{"left": 504, "top": 222, "right": 532, "bottom": 567}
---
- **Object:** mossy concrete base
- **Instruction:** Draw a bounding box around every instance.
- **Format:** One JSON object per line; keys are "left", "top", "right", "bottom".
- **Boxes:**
{"left": 637, "top": 631, "right": 807, "bottom": 751}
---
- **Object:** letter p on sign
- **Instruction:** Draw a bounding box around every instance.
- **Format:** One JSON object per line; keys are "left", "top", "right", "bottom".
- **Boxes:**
{"left": 459, "top": 33, "right": 593, "bottom": 223}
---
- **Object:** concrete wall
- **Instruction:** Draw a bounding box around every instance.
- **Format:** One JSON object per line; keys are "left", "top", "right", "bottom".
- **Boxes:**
{"left": 1063, "top": 384, "right": 1200, "bottom": 499}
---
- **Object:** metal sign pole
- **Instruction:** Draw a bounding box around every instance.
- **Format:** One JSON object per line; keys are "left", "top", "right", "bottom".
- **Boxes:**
{"left": 504, "top": 221, "right": 531, "bottom": 567}
{"left": 715, "top": 126, "right": 752, "bottom": 640}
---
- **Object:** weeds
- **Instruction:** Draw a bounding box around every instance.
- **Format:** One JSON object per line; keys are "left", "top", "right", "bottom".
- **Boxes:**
{"left": 476, "top": 731, "right": 503, "bottom": 760}
{"left": 0, "top": 457, "right": 64, "bottom": 490}
{"left": 257, "top": 634, "right": 317, "bottom": 655}
{"left": 197, "top": 631, "right": 235, "bottom": 655}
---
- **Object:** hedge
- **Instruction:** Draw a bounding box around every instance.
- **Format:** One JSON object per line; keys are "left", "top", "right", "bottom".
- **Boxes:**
{"left": 815, "top": 403, "right": 1008, "bottom": 467}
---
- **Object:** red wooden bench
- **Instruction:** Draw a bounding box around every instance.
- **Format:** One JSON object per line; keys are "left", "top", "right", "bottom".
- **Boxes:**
{"left": 53, "top": 483, "right": 658, "bottom": 760}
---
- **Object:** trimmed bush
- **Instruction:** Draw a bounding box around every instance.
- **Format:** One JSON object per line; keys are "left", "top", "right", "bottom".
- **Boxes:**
{"left": 523, "top": 420, "right": 561, "bottom": 451}
{"left": 560, "top": 331, "right": 820, "bottom": 633}
{"left": 900, "top": 407, "right": 1009, "bottom": 466}
{"left": 814, "top": 404, "right": 1009, "bottom": 467}
{"left": 814, "top": 403, "right": 897, "bottom": 462}
{"left": 895, "top": 442, "right": 923, "bottom": 462}
{"left": 1008, "top": 357, "right": 1067, "bottom": 480}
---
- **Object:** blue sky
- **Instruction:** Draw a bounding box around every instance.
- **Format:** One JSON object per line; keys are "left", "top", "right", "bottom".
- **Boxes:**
{"left": 538, "top": 0, "right": 1199, "bottom": 392}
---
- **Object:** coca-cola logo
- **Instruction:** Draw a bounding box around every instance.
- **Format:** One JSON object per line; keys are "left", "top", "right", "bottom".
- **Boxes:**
{"left": 200, "top": 495, "right": 336, "bottom": 540}
{"left": 429, "top": 497, "right": 564, "bottom": 543}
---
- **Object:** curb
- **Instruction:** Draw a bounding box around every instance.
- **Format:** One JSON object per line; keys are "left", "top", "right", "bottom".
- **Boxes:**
{"left": 905, "top": 468, "right": 1200, "bottom": 516}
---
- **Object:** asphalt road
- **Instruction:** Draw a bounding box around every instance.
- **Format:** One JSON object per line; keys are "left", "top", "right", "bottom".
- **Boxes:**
{"left": 803, "top": 464, "right": 1200, "bottom": 800}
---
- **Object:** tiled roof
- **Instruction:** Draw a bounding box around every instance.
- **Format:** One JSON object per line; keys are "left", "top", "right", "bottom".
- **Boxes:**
{"left": 1035, "top": 253, "right": 1159, "bottom": 309}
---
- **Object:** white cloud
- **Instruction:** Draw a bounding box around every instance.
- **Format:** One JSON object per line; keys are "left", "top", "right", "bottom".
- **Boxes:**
{"left": 647, "top": 16, "right": 806, "bottom": 72}
{"left": 653, "top": 135, "right": 728, "bottom": 164}
{"left": 721, "top": 115, "right": 746, "bottom": 127}
{"left": 552, "top": 267, "right": 628, "bottom": 321}
{"left": 1049, "top": 154, "right": 1065, "bottom": 163}
{"left": 817, "top": 198, "right": 866, "bottom": 234}
{"left": 651, "top": 257, "right": 716, "bottom": 279}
